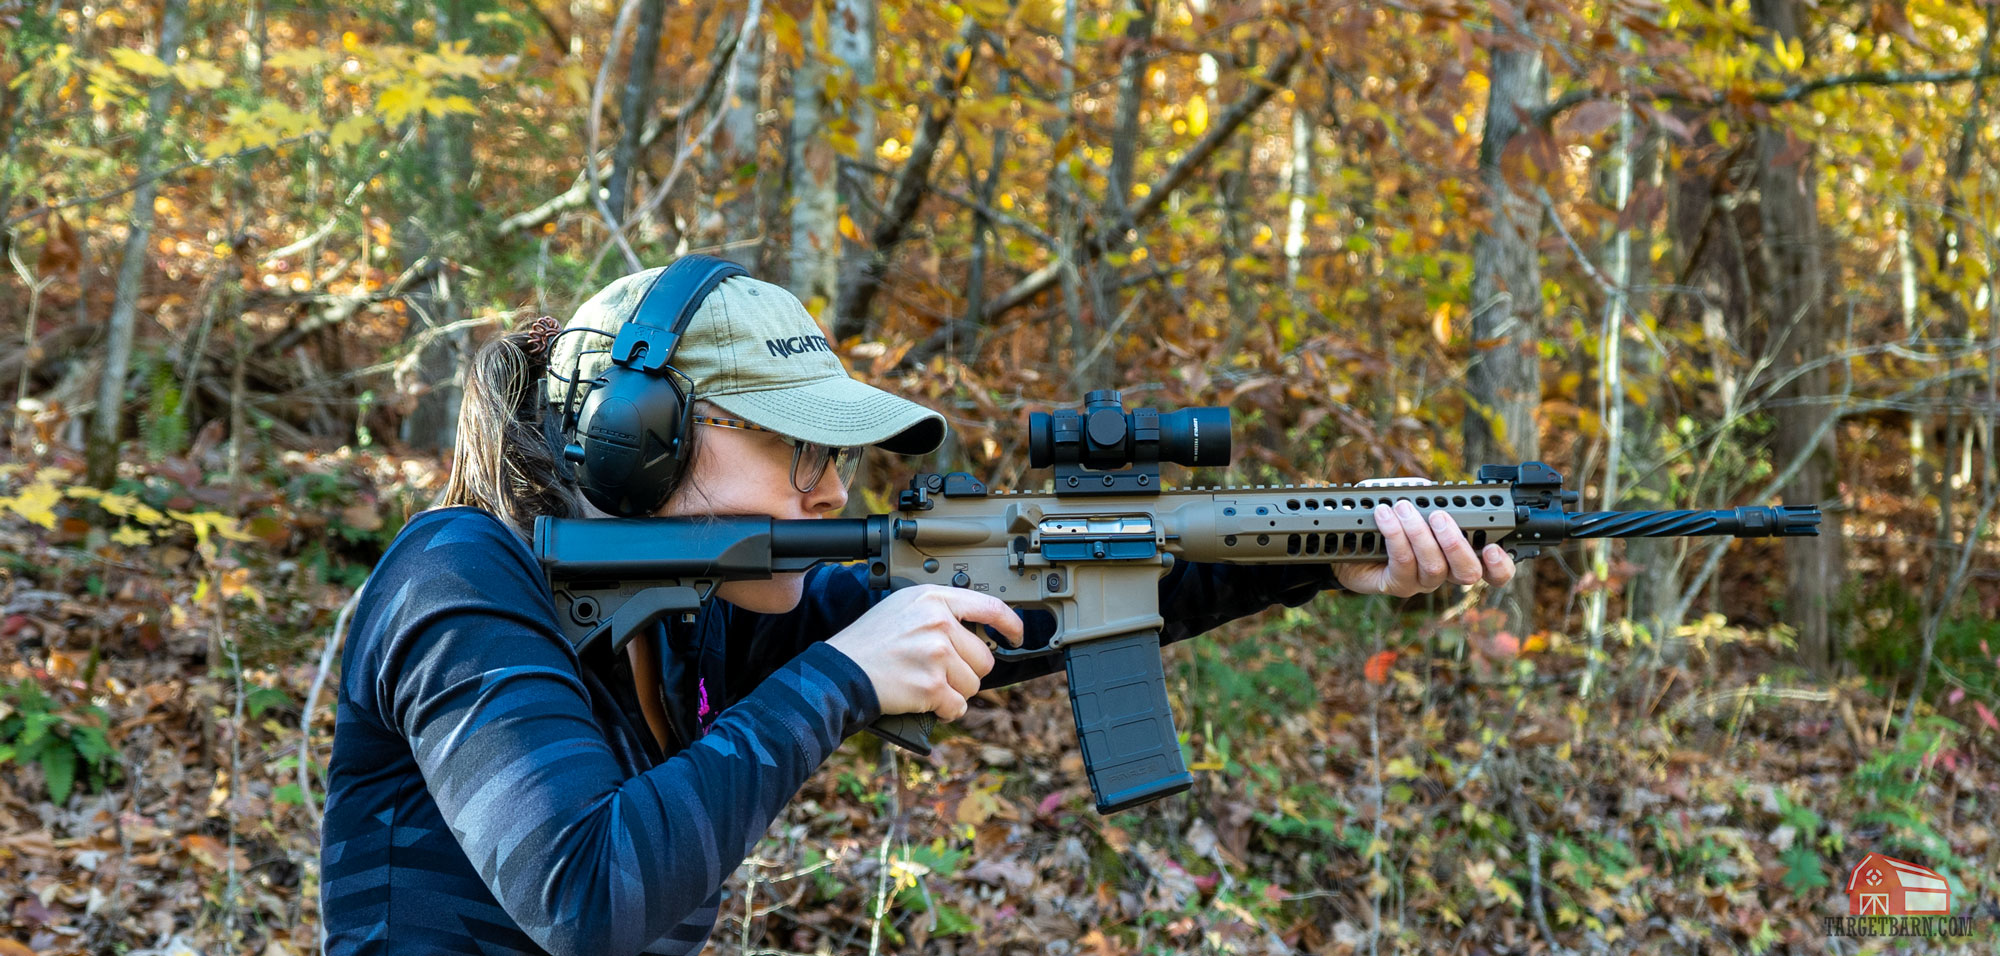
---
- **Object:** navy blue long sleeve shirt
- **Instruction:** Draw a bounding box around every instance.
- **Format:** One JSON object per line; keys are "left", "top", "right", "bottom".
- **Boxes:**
{"left": 319, "top": 505, "right": 1341, "bottom": 956}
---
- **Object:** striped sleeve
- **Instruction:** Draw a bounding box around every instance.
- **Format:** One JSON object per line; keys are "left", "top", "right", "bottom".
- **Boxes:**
{"left": 380, "top": 512, "right": 880, "bottom": 956}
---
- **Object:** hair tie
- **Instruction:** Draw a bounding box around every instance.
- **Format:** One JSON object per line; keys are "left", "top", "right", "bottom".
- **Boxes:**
{"left": 523, "top": 315, "right": 561, "bottom": 357}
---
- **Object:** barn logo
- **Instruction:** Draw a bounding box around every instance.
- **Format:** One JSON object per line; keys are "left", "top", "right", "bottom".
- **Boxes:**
{"left": 1845, "top": 853, "right": 1948, "bottom": 915}
{"left": 1822, "top": 853, "right": 1976, "bottom": 938}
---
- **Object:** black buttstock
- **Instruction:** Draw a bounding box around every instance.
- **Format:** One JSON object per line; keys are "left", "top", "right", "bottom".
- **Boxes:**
{"left": 1064, "top": 629, "right": 1192, "bottom": 813}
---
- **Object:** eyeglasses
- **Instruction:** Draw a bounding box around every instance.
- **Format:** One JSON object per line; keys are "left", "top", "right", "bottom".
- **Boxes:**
{"left": 692, "top": 416, "right": 861, "bottom": 494}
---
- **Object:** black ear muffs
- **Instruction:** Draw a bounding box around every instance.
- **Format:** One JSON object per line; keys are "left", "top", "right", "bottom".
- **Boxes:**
{"left": 558, "top": 255, "right": 748, "bottom": 517}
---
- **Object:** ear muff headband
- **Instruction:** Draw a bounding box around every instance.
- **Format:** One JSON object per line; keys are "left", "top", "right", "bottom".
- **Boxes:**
{"left": 559, "top": 255, "right": 749, "bottom": 517}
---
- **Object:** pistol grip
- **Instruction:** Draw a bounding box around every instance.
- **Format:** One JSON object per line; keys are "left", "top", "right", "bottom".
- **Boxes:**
{"left": 1063, "top": 629, "right": 1192, "bottom": 813}
{"left": 865, "top": 712, "right": 936, "bottom": 756}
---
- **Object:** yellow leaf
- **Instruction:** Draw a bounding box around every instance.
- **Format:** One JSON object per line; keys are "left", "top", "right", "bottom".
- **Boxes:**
{"left": 267, "top": 47, "right": 333, "bottom": 72}
{"left": 378, "top": 81, "right": 429, "bottom": 124}
{"left": 257, "top": 103, "right": 317, "bottom": 138}
{"left": 561, "top": 62, "right": 590, "bottom": 101}
{"left": 93, "top": 490, "right": 140, "bottom": 516}
{"left": 772, "top": 10, "right": 803, "bottom": 61}
{"left": 1051, "top": 128, "right": 1079, "bottom": 162}
{"left": 171, "top": 58, "right": 227, "bottom": 90}
{"left": 1775, "top": 36, "right": 1805, "bottom": 73}
{"left": 111, "top": 526, "right": 151, "bottom": 547}
{"left": 838, "top": 213, "right": 864, "bottom": 243}
{"left": 422, "top": 94, "right": 476, "bottom": 117}
{"left": 170, "top": 509, "right": 256, "bottom": 551}
{"left": 109, "top": 47, "right": 171, "bottom": 78}
{"left": 6, "top": 482, "right": 62, "bottom": 529}
{"left": 1186, "top": 94, "right": 1209, "bottom": 136}
{"left": 955, "top": 780, "right": 1002, "bottom": 826}
{"left": 220, "top": 567, "right": 266, "bottom": 610}
{"left": 887, "top": 857, "right": 929, "bottom": 895}
{"left": 963, "top": 0, "right": 1011, "bottom": 22}
{"left": 426, "top": 39, "right": 484, "bottom": 79}
{"left": 216, "top": 106, "right": 280, "bottom": 151}
{"left": 330, "top": 115, "right": 372, "bottom": 149}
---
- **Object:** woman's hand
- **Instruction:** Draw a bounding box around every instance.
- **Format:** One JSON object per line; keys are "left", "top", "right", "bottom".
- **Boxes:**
{"left": 826, "top": 585, "right": 1025, "bottom": 721}
{"left": 1336, "top": 478, "right": 1517, "bottom": 597}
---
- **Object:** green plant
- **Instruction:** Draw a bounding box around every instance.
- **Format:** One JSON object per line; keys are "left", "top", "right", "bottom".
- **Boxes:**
{"left": 891, "top": 840, "right": 975, "bottom": 937}
{"left": 1848, "top": 715, "right": 1963, "bottom": 868}
{"left": 137, "top": 351, "right": 190, "bottom": 461}
{"left": 0, "top": 680, "right": 121, "bottom": 804}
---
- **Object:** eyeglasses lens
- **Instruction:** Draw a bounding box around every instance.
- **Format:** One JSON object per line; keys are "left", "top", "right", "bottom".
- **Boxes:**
{"left": 791, "top": 443, "right": 863, "bottom": 494}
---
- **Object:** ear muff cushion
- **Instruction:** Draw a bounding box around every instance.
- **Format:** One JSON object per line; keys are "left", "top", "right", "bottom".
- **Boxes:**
{"left": 562, "top": 256, "right": 747, "bottom": 517}
{"left": 574, "top": 363, "right": 692, "bottom": 516}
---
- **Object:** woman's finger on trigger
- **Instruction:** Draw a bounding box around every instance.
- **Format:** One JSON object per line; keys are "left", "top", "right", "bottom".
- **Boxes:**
{"left": 941, "top": 589, "right": 1024, "bottom": 647}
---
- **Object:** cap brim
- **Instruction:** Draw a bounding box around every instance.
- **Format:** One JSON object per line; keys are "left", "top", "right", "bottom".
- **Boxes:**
{"left": 707, "top": 377, "right": 948, "bottom": 454}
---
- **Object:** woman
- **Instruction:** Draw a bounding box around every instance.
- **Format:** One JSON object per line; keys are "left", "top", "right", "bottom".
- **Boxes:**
{"left": 318, "top": 262, "right": 1515, "bottom": 956}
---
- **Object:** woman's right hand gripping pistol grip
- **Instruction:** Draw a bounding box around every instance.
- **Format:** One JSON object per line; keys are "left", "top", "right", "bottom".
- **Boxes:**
{"left": 826, "top": 585, "right": 1024, "bottom": 722}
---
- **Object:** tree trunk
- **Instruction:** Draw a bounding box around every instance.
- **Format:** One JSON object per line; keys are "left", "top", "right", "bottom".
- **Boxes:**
{"left": 1051, "top": 0, "right": 1082, "bottom": 367}
{"left": 1463, "top": 22, "right": 1545, "bottom": 628}
{"left": 1622, "top": 129, "right": 1677, "bottom": 649}
{"left": 606, "top": 0, "right": 667, "bottom": 227}
{"left": 397, "top": 0, "right": 476, "bottom": 452}
{"left": 713, "top": 13, "right": 766, "bottom": 269}
{"left": 88, "top": 0, "right": 187, "bottom": 488}
{"left": 1582, "top": 81, "right": 1635, "bottom": 698}
{"left": 788, "top": 2, "right": 838, "bottom": 311}
{"left": 1283, "top": 104, "right": 1312, "bottom": 292}
{"left": 1751, "top": 0, "right": 1844, "bottom": 672}
{"left": 1083, "top": 0, "right": 1153, "bottom": 385}
{"left": 828, "top": 0, "right": 876, "bottom": 339}
{"left": 827, "top": 21, "right": 976, "bottom": 338}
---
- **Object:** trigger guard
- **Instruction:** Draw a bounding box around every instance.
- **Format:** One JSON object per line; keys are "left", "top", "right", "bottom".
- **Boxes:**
{"left": 992, "top": 641, "right": 1057, "bottom": 662}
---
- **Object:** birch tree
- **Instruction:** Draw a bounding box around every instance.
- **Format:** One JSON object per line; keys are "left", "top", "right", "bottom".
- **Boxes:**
{"left": 713, "top": 14, "right": 766, "bottom": 269}
{"left": 88, "top": 0, "right": 187, "bottom": 487}
{"left": 789, "top": 3, "right": 837, "bottom": 309}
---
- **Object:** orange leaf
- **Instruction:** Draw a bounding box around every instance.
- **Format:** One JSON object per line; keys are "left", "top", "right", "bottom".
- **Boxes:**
{"left": 0, "top": 940, "right": 36, "bottom": 956}
{"left": 1364, "top": 650, "right": 1398, "bottom": 685}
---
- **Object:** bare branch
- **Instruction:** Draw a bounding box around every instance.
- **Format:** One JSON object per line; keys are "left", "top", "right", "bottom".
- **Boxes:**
{"left": 970, "top": 40, "right": 1302, "bottom": 326}
{"left": 830, "top": 20, "right": 982, "bottom": 338}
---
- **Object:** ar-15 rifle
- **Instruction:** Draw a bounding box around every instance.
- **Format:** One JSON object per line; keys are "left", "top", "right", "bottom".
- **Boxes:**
{"left": 536, "top": 391, "right": 1820, "bottom": 814}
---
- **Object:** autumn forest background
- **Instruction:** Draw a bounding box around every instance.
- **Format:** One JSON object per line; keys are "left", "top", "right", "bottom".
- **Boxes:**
{"left": 2, "top": 0, "right": 1999, "bottom": 952}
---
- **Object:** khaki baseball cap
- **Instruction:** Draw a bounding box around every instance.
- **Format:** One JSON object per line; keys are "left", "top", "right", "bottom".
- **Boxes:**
{"left": 544, "top": 267, "right": 947, "bottom": 454}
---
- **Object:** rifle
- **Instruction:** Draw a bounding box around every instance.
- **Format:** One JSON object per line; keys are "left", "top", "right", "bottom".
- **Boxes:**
{"left": 536, "top": 390, "right": 1820, "bottom": 813}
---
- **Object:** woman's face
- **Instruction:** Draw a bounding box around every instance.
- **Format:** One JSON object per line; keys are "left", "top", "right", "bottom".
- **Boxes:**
{"left": 654, "top": 411, "right": 849, "bottom": 613}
